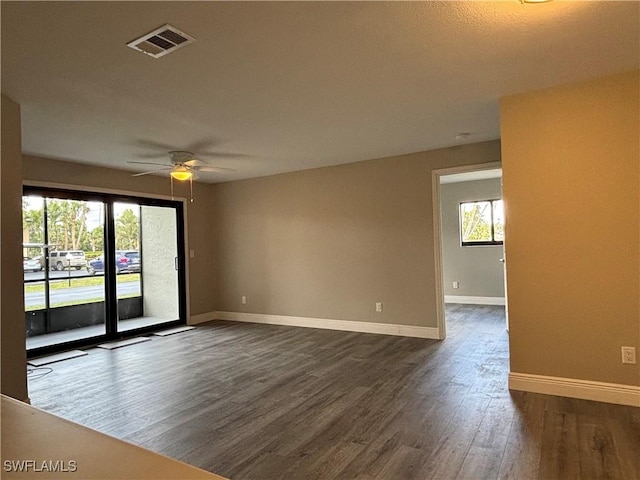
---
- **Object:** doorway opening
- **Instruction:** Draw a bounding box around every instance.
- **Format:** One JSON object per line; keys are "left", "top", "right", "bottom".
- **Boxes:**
{"left": 22, "top": 187, "right": 187, "bottom": 356}
{"left": 432, "top": 163, "right": 507, "bottom": 339}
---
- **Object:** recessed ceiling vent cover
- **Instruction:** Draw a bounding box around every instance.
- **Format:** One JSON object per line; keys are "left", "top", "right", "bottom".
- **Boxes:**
{"left": 127, "top": 24, "right": 195, "bottom": 59}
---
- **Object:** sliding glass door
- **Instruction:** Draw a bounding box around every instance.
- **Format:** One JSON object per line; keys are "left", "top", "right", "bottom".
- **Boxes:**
{"left": 23, "top": 188, "right": 186, "bottom": 356}
{"left": 23, "top": 195, "right": 107, "bottom": 349}
{"left": 116, "top": 203, "right": 182, "bottom": 332}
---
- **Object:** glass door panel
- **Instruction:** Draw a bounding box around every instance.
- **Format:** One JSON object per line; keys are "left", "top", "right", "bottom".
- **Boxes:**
{"left": 117, "top": 203, "right": 180, "bottom": 332}
{"left": 22, "top": 195, "right": 46, "bottom": 282}
{"left": 112, "top": 202, "right": 143, "bottom": 330}
{"left": 25, "top": 196, "right": 106, "bottom": 350}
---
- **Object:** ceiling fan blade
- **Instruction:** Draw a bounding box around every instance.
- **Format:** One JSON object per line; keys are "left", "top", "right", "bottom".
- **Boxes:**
{"left": 128, "top": 160, "right": 173, "bottom": 166}
{"left": 196, "top": 166, "right": 237, "bottom": 173}
{"left": 184, "top": 159, "right": 205, "bottom": 167}
{"left": 132, "top": 167, "right": 172, "bottom": 177}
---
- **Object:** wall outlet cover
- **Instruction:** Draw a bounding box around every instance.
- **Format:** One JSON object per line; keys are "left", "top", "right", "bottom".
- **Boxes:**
{"left": 621, "top": 346, "right": 636, "bottom": 364}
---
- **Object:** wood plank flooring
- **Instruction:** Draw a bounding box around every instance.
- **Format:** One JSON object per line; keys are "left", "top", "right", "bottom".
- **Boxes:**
{"left": 27, "top": 305, "right": 640, "bottom": 479}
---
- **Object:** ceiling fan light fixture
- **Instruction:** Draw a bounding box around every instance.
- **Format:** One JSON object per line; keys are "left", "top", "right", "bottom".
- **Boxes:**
{"left": 170, "top": 166, "right": 193, "bottom": 181}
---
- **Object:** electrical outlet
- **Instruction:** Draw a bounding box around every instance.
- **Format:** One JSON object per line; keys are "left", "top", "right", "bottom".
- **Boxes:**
{"left": 189, "top": 249, "right": 195, "bottom": 258}
{"left": 621, "top": 346, "right": 636, "bottom": 364}
{"left": 375, "top": 302, "right": 383, "bottom": 313}
{"left": 452, "top": 281, "right": 459, "bottom": 289}
{"left": 241, "top": 296, "right": 247, "bottom": 305}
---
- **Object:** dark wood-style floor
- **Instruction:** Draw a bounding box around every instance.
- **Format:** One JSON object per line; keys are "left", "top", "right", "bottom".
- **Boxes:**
{"left": 28, "top": 305, "right": 639, "bottom": 479}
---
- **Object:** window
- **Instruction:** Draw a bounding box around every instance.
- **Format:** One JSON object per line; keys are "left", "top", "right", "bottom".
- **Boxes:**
{"left": 460, "top": 199, "right": 504, "bottom": 246}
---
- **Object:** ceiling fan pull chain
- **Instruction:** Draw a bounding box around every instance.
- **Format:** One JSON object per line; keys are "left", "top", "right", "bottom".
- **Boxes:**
{"left": 170, "top": 175, "right": 175, "bottom": 200}
{"left": 190, "top": 176, "right": 194, "bottom": 203}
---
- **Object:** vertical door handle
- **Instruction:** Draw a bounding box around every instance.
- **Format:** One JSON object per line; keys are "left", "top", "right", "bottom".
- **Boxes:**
{"left": 175, "top": 257, "right": 179, "bottom": 271}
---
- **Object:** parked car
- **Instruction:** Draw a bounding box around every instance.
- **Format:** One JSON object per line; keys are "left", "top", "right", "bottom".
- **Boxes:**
{"left": 49, "top": 250, "right": 87, "bottom": 271}
{"left": 87, "top": 251, "right": 141, "bottom": 275}
{"left": 32, "top": 255, "right": 46, "bottom": 270}
{"left": 23, "top": 256, "right": 42, "bottom": 272}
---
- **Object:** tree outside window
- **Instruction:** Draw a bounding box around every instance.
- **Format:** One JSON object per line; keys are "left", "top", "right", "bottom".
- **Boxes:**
{"left": 460, "top": 199, "right": 504, "bottom": 246}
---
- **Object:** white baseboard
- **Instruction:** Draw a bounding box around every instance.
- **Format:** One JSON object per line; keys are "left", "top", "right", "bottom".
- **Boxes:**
{"left": 213, "top": 311, "right": 440, "bottom": 339}
{"left": 445, "top": 295, "right": 505, "bottom": 306}
{"left": 188, "top": 312, "right": 216, "bottom": 325}
{"left": 509, "top": 372, "right": 640, "bottom": 407}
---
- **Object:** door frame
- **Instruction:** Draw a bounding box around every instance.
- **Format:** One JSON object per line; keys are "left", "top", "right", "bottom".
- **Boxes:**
{"left": 23, "top": 181, "right": 190, "bottom": 357}
{"left": 431, "top": 162, "right": 502, "bottom": 339}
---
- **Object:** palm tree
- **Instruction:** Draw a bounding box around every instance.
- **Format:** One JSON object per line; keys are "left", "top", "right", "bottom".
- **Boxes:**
{"left": 116, "top": 208, "right": 139, "bottom": 250}
{"left": 45, "top": 199, "right": 90, "bottom": 250}
{"left": 87, "top": 226, "right": 104, "bottom": 252}
{"left": 22, "top": 206, "right": 44, "bottom": 244}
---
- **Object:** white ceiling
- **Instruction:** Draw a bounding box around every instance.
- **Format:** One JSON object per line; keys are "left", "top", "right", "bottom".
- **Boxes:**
{"left": 440, "top": 168, "right": 502, "bottom": 185}
{"left": 2, "top": 1, "right": 638, "bottom": 183}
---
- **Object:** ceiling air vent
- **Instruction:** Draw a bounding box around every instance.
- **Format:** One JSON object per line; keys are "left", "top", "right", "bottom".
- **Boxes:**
{"left": 127, "top": 24, "right": 195, "bottom": 59}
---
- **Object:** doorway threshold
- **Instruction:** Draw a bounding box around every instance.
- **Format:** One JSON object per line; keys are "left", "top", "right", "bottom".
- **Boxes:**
{"left": 26, "top": 316, "right": 176, "bottom": 350}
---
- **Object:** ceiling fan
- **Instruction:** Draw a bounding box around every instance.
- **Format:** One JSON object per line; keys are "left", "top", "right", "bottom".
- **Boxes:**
{"left": 128, "top": 150, "right": 236, "bottom": 202}
{"left": 128, "top": 150, "right": 236, "bottom": 181}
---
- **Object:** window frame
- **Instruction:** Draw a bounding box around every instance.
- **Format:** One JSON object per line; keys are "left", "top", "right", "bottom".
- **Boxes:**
{"left": 459, "top": 198, "right": 504, "bottom": 247}
{"left": 22, "top": 185, "right": 187, "bottom": 358}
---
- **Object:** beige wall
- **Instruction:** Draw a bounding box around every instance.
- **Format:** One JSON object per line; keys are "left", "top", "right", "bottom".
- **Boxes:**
{"left": 501, "top": 70, "right": 640, "bottom": 386}
{"left": 212, "top": 141, "right": 501, "bottom": 327}
{"left": 1, "top": 94, "right": 28, "bottom": 400}
{"left": 441, "top": 178, "right": 505, "bottom": 298}
{"left": 22, "top": 156, "right": 217, "bottom": 317}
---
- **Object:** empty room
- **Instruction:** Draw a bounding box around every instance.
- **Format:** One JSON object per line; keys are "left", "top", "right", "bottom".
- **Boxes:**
{"left": 1, "top": 2, "right": 638, "bottom": 479}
